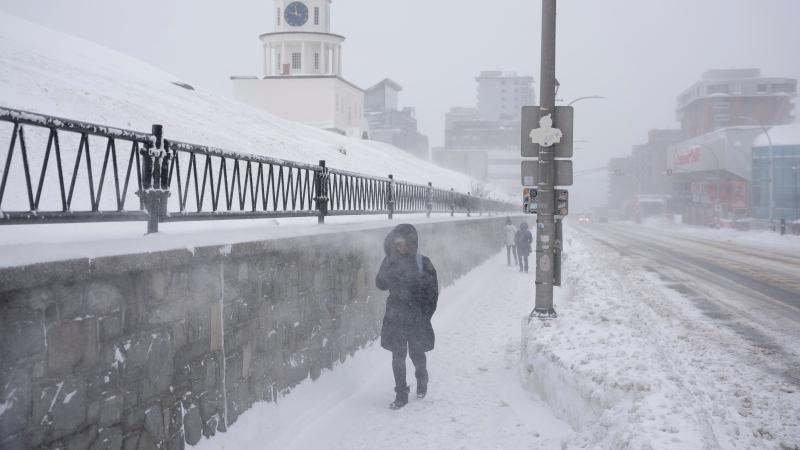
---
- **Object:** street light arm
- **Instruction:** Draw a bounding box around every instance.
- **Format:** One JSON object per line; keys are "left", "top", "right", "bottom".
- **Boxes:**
{"left": 567, "top": 95, "right": 604, "bottom": 106}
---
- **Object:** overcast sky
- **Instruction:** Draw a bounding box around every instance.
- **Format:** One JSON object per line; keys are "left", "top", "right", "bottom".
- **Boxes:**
{"left": 2, "top": 0, "right": 799, "bottom": 212}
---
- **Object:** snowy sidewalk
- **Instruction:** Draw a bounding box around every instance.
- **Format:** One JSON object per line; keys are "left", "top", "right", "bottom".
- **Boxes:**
{"left": 194, "top": 251, "right": 572, "bottom": 450}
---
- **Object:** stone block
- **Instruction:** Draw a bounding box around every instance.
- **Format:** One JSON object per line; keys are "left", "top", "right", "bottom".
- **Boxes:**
{"left": 209, "top": 303, "right": 222, "bottom": 351}
{"left": 56, "top": 285, "right": 86, "bottom": 321}
{"left": 32, "top": 375, "right": 87, "bottom": 443}
{"left": 143, "top": 403, "right": 164, "bottom": 445}
{"left": 87, "top": 283, "right": 123, "bottom": 314}
{"left": 47, "top": 318, "right": 98, "bottom": 376}
{"left": 186, "top": 306, "right": 211, "bottom": 342}
{"left": 3, "top": 307, "right": 45, "bottom": 361}
{"left": 165, "top": 402, "right": 182, "bottom": 440}
{"left": 120, "top": 332, "right": 174, "bottom": 402}
{"left": 242, "top": 342, "right": 252, "bottom": 380}
{"left": 144, "top": 301, "right": 185, "bottom": 328}
{"left": 165, "top": 433, "right": 184, "bottom": 450}
{"left": 0, "top": 364, "right": 31, "bottom": 439}
{"left": 89, "top": 426, "right": 122, "bottom": 450}
{"left": 98, "top": 392, "right": 123, "bottom": 428}
{"left": 64, "top": 425, "right": 98, "bottom": 450}
{"left": 0, "top": 434, "right": 26, "bottom": 450}
{"left": 182, "top": 403, "right": 202, "bottom": 446}
{"left": 99, "top": 311, "right": 124, "bottom": 343}
{"left": 142, "top": 272, "right": 168, "bottom": 304}
{"left": 122, "top": 403, "right": 146, "bottom": 431}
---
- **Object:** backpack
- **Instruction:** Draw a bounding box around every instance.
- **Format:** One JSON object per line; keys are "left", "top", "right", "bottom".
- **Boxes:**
{"left": 415, "top": 253, "right": 424, "bottom": 274}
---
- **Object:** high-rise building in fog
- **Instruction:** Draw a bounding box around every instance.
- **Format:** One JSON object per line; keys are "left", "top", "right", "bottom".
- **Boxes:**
{"left": 364, "top": 79, "right": 429, "bottom": 159}
{"left": 676, "top": 69, "right": 796, "bottom": 139}
{"left": 475, "top": 71, "right": 536, "bottom": 121}
{"left": 433, "top": 72, "right": 536, "bottom": 196}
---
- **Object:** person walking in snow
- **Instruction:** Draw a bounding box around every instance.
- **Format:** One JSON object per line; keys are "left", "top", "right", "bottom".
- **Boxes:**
{"left": 514, "top": 221, "right": 533, "bottom": 273}
{"left": 376, "top": 223, "right": 439, "bottom": 410}
{"left": 503, "top": 217, "right": 518, "bottom": 266}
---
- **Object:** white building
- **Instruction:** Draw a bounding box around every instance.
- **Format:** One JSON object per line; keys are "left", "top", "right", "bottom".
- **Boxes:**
{"left": 231, "top": 0, "right": 368, "bottom": 137}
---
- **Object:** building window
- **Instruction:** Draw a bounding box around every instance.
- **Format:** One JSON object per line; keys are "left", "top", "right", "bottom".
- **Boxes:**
{"left": 501, "top": 97, "right": 505, "bottom": 101}
{"left": 772, "top": 83, "right": 796, "bottom": 93}
{"left": 314, "top": 7, "right": 320, "bottom": 25}
{"left": 732, "top": 84, "right": 742, "bottom": 94}
{"left": 292, "top": 52, "right": 301, "bottom": 69}
{"left": 277, "top": 8, "right": 281, "bottom": 25}
{"left": 336, "top": 94, "right": 339, "bottom": 112}
{"left": 277, "top": 54, "right": 281, "bottom": 72}
{"left": 757, "top": 84, "right": 768, "bottom": 93}
{"left": 514, "top": 89, "right": 518, "bottom": 93}
{"left": 501, "top": 89, "right": 506, "bottom": 93}
{"left": 315, "top": 53, "right": 319, "bottom": 70}
{"left": 707, "top": 84, "right": 729, "bottom": 94}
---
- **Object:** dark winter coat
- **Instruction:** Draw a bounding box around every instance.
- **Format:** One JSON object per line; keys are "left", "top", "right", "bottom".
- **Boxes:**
{"left": 514, "top": 222, "right": 533, "bottom": 256}
{"left": 376, "top": 224, "right": 439, "bottom": 354}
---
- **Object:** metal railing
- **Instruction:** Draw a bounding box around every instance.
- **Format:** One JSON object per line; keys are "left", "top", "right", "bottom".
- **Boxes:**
{"left": 0, "top": 107, "right": 517, "bottom": 233}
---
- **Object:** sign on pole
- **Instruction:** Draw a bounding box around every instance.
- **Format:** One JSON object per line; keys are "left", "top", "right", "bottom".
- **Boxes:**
{"left": 521, "top": 106, "right": 574, "bottom": 158}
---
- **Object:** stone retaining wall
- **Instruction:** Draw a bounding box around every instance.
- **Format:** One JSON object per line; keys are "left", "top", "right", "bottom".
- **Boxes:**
{"left": 0, "top": 217, "right": 510, "bottom": 449}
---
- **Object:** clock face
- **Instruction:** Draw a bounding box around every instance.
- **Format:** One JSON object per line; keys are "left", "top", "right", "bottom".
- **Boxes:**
{"left": 284, "top": 2, "right": 309, "bottom": 27}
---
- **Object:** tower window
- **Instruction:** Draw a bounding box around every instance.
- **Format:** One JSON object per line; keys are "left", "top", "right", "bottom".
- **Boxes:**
{"left": 292, "top": 53, "right": 301, "bottom": 69}
{"left": 277, "top": 8, "right": 281, "bottom": 25}
{"left": 314, "top": 7, "right": 320, "bottom": 25}
{"left": 315, "top": 53, "right": 319, "bottom": 70}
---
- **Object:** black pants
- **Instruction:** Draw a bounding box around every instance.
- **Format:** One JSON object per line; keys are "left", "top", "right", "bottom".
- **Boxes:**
{"left": 518, "top": 254, "right": 529, "bottom": 271}
{"left": 506, "top": 245, "right": 517, "bottom": 265}
{"left": 392, "top": 346, "right": 427, "bottom": 388}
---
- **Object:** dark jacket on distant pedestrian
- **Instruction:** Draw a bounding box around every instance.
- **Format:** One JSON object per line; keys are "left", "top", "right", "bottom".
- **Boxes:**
{"left": 376, "top": 224, "right": 439, "bottom": 354}
{"left": 514, "top": 222, "right": 533, "bottom": 256}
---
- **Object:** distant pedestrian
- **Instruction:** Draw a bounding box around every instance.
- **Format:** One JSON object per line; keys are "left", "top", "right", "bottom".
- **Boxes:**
{"left": 503, "top": 217, "right": 518, "bottom": 266}
{"left": 514, "top": 221, "right": 533, "bottom": 273}
{"left": 376, "top": 224, "right": 439, "bottom": 410}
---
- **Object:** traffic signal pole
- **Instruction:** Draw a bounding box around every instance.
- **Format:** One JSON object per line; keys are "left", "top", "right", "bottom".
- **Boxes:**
{"left": 533, "top": 0, "right": 558, "bottom": 318}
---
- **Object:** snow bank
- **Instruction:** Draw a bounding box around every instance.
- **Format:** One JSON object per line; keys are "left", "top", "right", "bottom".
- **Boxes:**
{"left": 520, "top": 225, "right": 800, "bottom": 449}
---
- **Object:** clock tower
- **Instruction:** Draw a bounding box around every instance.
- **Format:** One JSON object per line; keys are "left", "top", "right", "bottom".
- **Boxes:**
{"left": 231, "top": 0, "right": 368, "bottom": 137}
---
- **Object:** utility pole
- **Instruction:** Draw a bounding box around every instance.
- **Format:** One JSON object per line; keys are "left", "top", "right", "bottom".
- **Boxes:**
{"left": 533, "top": 0, "right": 558, "bottom": 318}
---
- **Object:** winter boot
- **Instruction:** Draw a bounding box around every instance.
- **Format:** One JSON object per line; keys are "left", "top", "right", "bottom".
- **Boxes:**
{"left": 416, "top": 378, "right": 428, "bottom": 398}
{"left": 390, "top": 385, "right": 410, "bottom": 410}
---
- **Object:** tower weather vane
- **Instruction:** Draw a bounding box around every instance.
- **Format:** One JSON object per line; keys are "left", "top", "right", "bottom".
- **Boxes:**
{"left": 529, "top": 113, "right": 562, "bottom": 147}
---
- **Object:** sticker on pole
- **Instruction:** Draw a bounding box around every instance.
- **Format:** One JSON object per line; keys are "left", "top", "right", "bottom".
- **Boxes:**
{"left": 523, "top": 188, "right": 538, "bottom": 214}
{"left": 529, "top": 114, "right": 562, "bottom": 147}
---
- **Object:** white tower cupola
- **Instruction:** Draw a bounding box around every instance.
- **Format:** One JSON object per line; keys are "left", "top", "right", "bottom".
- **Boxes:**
{"left": 262, "top": 0, "right": 343, "bottom": 76}
{"left": 232, "top": 0, "right": 367, "bottom": 137}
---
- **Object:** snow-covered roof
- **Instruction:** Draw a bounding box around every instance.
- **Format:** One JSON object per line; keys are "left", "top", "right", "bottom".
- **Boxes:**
{"left": 753, "top": 123, "right": 800, "bottom": 147}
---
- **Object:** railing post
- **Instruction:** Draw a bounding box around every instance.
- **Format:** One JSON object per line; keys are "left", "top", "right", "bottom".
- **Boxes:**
{"left": 315, "top": 160, "right": 328, "bottom": 224}
{"left": 387, "top": 174, "right": 395, "bottom": 220}
{"left": 450, "top": 188, "right": 455, "bottom": 217}
{"left": 138, "top": 124, "right": 168, "bottom": 234}
{"left": 425, "top": 182, "right": 433, "bottom": 218}
{"left": 467, "top": 192, "right": 471, "bottom": 217}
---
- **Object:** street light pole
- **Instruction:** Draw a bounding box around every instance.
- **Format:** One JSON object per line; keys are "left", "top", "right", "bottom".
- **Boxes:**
{"left": 737, "top": 116, "right": 774, "bottom": 225}
{"left": 793, "top": 166, "right": 798, "bottom": 226}
{"left": 532, "top": 0, "right": 558, "bottom": 319}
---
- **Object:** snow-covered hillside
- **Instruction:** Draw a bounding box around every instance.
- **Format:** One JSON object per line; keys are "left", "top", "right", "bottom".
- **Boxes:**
{"left": 0, "top": 11, "right": 481, "bottom": 196}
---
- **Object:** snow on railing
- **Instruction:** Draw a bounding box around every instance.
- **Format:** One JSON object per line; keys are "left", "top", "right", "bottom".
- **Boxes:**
{"left": 0, "top": 106, "right": 517, "bottom": 233}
